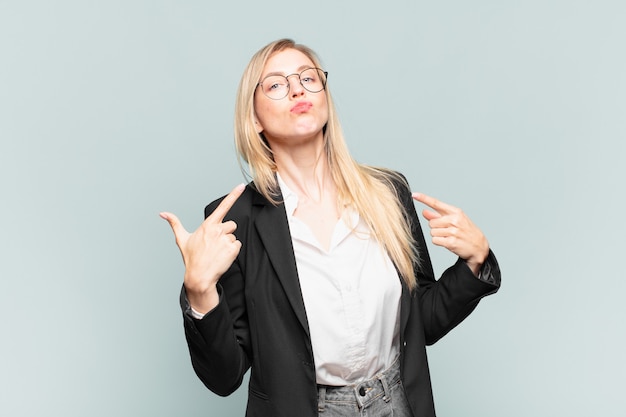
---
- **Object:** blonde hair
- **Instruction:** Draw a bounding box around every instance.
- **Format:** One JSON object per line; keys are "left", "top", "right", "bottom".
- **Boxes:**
{"left": 234, "top": 39, "right": 418, "bottom": 289}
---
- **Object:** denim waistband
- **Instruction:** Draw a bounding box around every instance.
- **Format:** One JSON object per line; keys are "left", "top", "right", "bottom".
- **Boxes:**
{"left": 317, "top": 357, "right": 401, "bottom": 412}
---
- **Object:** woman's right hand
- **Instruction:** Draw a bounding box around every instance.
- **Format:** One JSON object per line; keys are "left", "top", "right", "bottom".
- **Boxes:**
{"left": 160, "top": 184, "right": 246, "bottom": 314}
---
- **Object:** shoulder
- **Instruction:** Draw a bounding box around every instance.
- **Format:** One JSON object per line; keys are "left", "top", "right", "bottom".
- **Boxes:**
{"left": 367, "top": 167, "right": 412, "bottom": 201}
{"left": 203, "top": 182, "right": 263, "bottom": 220}
{"left": 386, "top": 170, "right": 411, "bottom": 194}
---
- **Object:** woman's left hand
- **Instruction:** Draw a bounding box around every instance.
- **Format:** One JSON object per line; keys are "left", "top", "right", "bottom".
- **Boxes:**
{"left": 412, "top": 192, "right": 489, "bottom": 276}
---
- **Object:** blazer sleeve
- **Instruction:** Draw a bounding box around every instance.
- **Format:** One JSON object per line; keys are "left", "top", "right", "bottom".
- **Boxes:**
{"left": 179, "top": 197, "right": 251, "bottom": 397}
{"left": 394, "top": 173, "right": 501, "bottom": 345}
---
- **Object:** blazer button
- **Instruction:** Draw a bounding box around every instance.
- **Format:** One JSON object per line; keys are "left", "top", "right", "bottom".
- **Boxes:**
{"left": 359, "top": 386, "right": 366, "bottom": 396}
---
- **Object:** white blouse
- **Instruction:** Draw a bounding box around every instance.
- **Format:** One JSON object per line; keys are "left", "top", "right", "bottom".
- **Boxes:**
{"left": 278, "top": 175, "right": 402, "bottom": 386}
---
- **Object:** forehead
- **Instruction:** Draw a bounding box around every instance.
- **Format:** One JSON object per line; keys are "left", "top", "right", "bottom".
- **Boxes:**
{"left": 262, "top": 48, "right": 316, "bottom": 76}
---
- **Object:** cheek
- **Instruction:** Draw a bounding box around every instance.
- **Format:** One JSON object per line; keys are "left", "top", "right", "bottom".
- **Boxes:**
{"left": 254, "top": 99, "right": 281, "bottom": 125}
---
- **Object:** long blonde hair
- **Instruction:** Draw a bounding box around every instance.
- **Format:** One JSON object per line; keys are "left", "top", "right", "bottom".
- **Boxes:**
{"left": 234, "top": 39, "right": 419, "bottom": 289}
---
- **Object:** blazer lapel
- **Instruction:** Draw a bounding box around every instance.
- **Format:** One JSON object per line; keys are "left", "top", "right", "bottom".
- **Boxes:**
{"left": 252, "top": 191, "right": 310, "bottom": 338}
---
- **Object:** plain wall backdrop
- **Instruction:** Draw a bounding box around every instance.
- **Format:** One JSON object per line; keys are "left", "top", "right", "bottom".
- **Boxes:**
{"left": 1, "top": 1, "right": 625, "bottom": 416}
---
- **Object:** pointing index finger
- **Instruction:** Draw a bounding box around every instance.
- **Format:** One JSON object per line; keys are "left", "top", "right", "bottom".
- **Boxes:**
{"left": 412, "top": 192, "right": 455, "bottom": 215}
{"left": 210, "top": 183, "right": 246, "bottom": 222}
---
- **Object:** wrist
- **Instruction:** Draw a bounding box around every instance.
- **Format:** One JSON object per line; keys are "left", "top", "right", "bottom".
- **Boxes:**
{"left": 465, "top": 247, "right": 489, "bottom": 276}
{"left": 185, "top": 282, "right": 219, "bottom": 315}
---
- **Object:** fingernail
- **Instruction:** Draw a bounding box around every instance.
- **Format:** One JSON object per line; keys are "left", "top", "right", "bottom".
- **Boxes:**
{"left": 159, "top": 212, "right": 168, "bottom": 220}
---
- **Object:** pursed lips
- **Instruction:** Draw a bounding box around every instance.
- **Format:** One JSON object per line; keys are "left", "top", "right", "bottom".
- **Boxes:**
{"left": 290, "top": 101, "right": 313, "bottom": 114}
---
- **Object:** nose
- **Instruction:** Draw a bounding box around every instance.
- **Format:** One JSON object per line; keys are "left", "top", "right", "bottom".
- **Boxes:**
{"left": 287, "top": 74, "right": 305, "bottom": 97}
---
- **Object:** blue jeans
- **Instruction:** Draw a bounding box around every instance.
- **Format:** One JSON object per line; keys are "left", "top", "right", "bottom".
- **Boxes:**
{"left": 317, "top": 358, "right": 412, "bottom": 417}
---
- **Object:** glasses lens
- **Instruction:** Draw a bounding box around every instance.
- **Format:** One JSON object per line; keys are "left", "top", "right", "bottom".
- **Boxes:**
{"left": 300, "top": 68, "right": 326, "bottom": 93}
{"left": 261, "top": 75, "right": 289, "bottom": 99}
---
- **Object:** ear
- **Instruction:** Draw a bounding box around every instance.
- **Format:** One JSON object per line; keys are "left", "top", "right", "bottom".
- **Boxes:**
{"left": 254, "top": 118, "right": 264, "bottom": 134}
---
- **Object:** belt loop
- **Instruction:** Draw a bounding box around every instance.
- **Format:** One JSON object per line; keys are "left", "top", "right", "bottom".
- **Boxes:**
{"left": 379, "top": 375, "right": 391, "bottom": 403}
{"left": 318, "top": 386, "right": 326, "bottom": 413}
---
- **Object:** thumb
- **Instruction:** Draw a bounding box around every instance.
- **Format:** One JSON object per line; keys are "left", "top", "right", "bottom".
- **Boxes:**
{"left": 422, "top": 209, "right": 441, "bottom": 221}
{"left": 159, "top": 212, "right": 188, "bottom": 240}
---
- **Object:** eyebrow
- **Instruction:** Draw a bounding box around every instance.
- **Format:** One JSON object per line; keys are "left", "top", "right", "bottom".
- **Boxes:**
{"left": 262, "top": 65, "right": 314, "bottom": 79}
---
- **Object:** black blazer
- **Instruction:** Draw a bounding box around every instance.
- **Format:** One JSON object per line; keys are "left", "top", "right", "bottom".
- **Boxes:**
{"left": 180, "top": 176, "right": 501, "bottom": 417}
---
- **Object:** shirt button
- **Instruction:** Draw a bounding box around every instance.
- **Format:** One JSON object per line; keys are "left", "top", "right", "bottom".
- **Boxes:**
{"left": 359, "top": 386, "right": 366, "bottom": 396}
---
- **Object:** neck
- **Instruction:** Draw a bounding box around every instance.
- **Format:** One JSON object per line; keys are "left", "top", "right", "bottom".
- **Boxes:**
{"left": 272, "top": 137, "right": 332, "bottom": 204}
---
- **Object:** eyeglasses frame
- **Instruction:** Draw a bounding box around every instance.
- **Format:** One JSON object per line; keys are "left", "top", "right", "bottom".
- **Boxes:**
{"left": 256, "top": 67, "right": 329, "bottom": 100}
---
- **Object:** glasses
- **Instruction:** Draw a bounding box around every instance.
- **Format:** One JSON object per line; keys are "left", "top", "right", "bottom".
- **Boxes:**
{"left": 257, "top": 67, "right": 328, "bottom": 100}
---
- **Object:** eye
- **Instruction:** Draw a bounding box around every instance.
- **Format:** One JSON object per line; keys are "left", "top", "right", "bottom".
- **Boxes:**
{"left": 263, "top": 77, "right": 287, "bottom": 93}
{"left": 300, "top": 68, "right": 321, "bottom": 85}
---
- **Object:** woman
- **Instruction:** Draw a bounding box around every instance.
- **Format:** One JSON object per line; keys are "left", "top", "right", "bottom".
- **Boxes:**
{"left": 161, "top": 39, "right": 500, "bottom": 417}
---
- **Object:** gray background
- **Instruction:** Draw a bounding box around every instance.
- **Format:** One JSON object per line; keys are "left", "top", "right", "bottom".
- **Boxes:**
{"left": 1, "top": 0, "right": 625, "bottom": 416}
